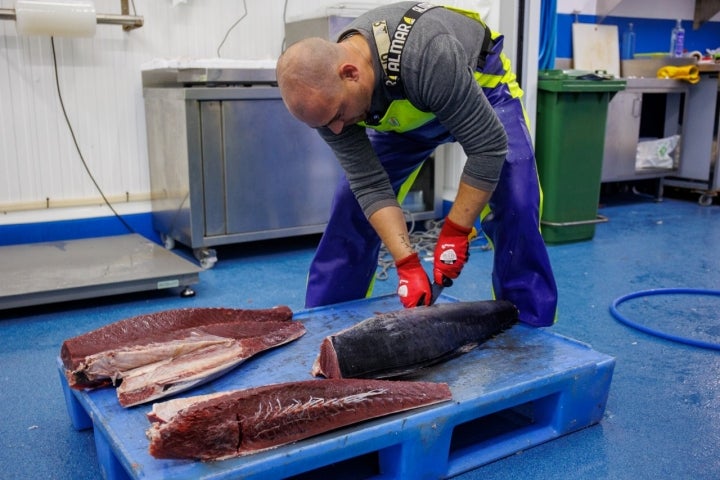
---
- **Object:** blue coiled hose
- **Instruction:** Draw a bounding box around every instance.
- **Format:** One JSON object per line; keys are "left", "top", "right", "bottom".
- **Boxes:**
{"left": 610, "top": 288, "right": 720, "bottom": 351}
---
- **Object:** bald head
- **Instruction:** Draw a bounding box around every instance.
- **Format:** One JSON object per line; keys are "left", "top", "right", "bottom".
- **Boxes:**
{"left": 277, "top": 36, "right": 374, "bottom": 133}
{"left": 276, "top": 38, "right": 344, "bottom": 121}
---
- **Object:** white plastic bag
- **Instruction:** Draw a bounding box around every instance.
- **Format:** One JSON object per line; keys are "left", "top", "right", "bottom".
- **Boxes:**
{"left": 635, "top": 135, "right": 680, "bottom": 170}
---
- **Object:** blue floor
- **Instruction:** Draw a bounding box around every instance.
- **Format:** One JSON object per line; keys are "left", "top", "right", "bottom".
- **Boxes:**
{"left": 1, "top": 190, "right": 719, "bottom": 479}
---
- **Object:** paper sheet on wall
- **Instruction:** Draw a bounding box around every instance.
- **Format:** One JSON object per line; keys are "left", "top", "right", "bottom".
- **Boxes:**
{"left": 572, "top": 23, "right": 621, "bottom": 77}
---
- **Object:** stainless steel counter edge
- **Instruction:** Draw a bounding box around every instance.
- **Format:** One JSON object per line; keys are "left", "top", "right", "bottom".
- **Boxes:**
{"left": 141, "top": 67, "right": 278, "bottom": 88}
{"left": 622, "top": 77, "right": 691, "bottom": 92}
{"left": 143, "top": 85, "right": 283, "bottom": 101}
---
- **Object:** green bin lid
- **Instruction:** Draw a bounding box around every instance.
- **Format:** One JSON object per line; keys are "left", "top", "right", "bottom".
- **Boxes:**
{"left": 538, "top": 69, "right": 626, "bottom": 92}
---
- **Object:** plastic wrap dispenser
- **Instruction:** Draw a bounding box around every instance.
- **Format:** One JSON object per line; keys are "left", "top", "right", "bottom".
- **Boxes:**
{"left": 0, "top": 0, "right": 143, "bottom": 36}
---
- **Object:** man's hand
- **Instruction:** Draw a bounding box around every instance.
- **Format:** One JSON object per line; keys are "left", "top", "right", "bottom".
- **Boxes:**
{"left": 395, "top": 252, "right": 432, "bottom": 308}
{"left": 433, "top": 217, "right": 472, "bottom": 285}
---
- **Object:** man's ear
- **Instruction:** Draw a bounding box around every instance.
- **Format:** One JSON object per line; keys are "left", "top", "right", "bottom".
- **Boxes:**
{"left": 339, "top": 63, "right": 360, "bottom": 81}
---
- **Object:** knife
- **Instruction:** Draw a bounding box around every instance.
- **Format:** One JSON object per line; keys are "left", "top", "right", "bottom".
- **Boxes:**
{"left": 429, "top": 277, "right": 453, "bottom": 305}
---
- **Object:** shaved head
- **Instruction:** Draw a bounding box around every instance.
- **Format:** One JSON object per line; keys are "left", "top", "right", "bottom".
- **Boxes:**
{"left": 277, "top": 38, "right": 344, "bottom": 120}
{"left": 277, "top": 35, "right": 374, "bottom": 133}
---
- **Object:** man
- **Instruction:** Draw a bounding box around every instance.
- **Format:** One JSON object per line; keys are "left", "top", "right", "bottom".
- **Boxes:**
{"left": 276, "top": 2, "right": 557, "bottom": 327}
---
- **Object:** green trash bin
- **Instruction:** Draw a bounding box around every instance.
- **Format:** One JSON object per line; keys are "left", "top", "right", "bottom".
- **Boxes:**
{"left": 535, "top": 70, "right": 625, "bottom": 244}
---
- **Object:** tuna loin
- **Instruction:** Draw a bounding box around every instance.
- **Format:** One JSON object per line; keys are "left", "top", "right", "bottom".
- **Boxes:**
{"left": 60, "top": 306, "right": 304, "bottom": 407}
{"left": 312, "top": 300, "right": 519, "bottom": 379}
{"left": 146, "top": 378, "right": 452, "bottom": 460}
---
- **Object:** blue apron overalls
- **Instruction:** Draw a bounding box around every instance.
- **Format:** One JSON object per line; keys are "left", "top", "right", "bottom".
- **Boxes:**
{"left": 304, "top": 4, "right": 558, "bottom": 327}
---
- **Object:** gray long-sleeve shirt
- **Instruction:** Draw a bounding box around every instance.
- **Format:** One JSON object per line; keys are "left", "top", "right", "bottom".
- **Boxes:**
{"left": 318, "top": 2, "right": 509, "bottom": 218}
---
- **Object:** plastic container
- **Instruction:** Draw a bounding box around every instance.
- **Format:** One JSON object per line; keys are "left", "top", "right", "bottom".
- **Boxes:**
{"left": 670, "top": 19, "right": 684, "bottom": 57}
{"left": 535, "top": 70, "right": 626, "bottom": 244}
{"left": 621, "top": 23, "right": 636, "bottom": 60}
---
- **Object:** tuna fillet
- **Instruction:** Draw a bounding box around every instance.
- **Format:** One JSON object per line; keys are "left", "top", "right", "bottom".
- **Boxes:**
{"left": 312, "top": 300, "right": 518, "bottom": 379}
{"left": 146, "top": 378, "right": 452, "bottom": 460}
{"left": 60, "top": 306, "right": 304, "bottom": 407}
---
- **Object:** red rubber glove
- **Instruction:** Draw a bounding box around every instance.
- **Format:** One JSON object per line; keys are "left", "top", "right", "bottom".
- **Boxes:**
{"left": 395, "top": 252, "right": 432, "bottom": 308}
{"left": 433, "top": 217, "right": 472, "bottom": 285}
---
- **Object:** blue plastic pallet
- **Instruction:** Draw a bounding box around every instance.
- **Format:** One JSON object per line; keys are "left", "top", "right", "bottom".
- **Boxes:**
{"left": 58, "top": 295, "right": 615, "bottom": 480}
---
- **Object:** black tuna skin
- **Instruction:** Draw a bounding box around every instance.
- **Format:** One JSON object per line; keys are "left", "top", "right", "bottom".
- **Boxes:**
{"left": 312, "top": 300, "right": 519, "bottom": 379}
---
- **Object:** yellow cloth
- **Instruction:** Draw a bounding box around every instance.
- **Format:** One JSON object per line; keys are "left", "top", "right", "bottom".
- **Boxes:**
{"left": 656, "top": 65, "right": 700, "bottom": 84}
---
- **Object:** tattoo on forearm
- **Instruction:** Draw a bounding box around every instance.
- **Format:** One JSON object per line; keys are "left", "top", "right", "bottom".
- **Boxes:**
{"left": 399, "top": 235, "right": 412, "bottom": 252}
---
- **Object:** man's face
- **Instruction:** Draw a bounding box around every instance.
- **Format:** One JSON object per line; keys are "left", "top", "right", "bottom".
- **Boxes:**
{"left": 292, "top": 81, "right": 370, "bottom": 135}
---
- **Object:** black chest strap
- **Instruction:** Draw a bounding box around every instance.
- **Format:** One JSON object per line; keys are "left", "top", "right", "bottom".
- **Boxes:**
{"left": 371, "top": 2, "right": 439, "bottom": 98}
{"left": 371, "top": 3, "right": 494, "bottom": 99}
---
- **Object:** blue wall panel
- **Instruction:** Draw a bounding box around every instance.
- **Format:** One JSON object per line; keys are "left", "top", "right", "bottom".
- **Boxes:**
{"left": 0, "top": 213, "right": 161, "bottom": 247}
{"left": 556, "top": 14, "right": 720, "bottom": 60}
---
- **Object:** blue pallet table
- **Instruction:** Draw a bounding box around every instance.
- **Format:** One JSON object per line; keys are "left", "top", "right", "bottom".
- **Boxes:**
{"left": 58, "top": 294, "right": 615, "bottom": 480}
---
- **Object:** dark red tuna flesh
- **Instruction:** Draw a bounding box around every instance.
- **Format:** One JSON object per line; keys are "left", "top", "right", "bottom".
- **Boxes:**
{"left": 61, "top": 306, "right": 293, "bottom": 372}
{"left": 59, "top": 306, "right": 303, "bottom": 407}
{"left": 146, "top": 378, "right": 452, "bottom": 460}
